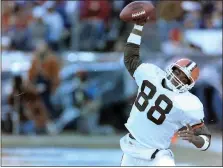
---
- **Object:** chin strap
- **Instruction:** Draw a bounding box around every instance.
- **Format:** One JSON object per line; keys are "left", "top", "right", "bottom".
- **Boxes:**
{"left": 164, "top": 79, "right": 172, "bottom": 89}
{"left": 164, "top": 78, "right": 187, "bottom": 93}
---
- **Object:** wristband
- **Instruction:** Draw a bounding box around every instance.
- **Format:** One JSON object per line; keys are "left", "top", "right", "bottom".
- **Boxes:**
{"left": 127, "top": 33, "right": 141, "bottom": 45}
{"left": 134, "top": 24, "right": 143, "bottom": 31}
{"left": 199, "top": 135, "right": 210, "bottom": 151}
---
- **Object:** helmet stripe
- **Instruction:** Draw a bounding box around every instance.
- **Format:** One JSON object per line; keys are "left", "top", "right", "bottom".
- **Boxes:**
{"left": 187, "top": 62, "right": 197, "bottom": 72}
{"left": 186, "top": 61, "right": 193, "bottom": 67}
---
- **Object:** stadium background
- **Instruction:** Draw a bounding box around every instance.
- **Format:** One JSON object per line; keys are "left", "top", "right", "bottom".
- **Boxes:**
{"left": 1, "top": 0, "right": 222, "bottom": 166}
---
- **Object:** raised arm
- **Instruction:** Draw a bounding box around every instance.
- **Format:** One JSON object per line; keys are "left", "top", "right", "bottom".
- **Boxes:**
{"left": 124, "top": 24, "right": 144, "bottom": 77}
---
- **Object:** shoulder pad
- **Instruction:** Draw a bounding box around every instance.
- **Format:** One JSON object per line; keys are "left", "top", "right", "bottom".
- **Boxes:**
{"left": 133, "top": 63, "right": 165, "bottom": 87}
{"left": 140, "top": 63, "right": 165, "bottom": 78}
{"left": 173, "top": 92, "right": 204, "bottom": 120}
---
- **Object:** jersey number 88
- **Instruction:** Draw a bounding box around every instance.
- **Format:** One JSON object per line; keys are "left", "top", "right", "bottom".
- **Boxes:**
{"left": 135, "top": 80, "right": 173, "bottom": 125}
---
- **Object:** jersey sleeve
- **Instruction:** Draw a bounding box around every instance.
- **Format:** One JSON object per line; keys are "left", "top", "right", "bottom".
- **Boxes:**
{"left": 124, "top": 43, "right": 142, "bottom": 77}
{"left": 133, "top": 63, "right": 164, "bottom": 87}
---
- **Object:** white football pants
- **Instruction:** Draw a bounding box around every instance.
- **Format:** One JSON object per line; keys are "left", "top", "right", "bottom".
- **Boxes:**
{"left": 120, "top": 134, "right": 175, "bottom": 166}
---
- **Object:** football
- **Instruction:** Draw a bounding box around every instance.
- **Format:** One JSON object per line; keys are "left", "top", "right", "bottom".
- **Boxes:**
{"left": 120, "top": 1, "right": 154, "bottom": 23}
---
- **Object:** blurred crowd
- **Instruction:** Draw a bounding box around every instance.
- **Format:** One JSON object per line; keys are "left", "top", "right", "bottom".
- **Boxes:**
{"left": 2, "top": 41, "right": 116, "bottom": 135}
{"left": 2, "top": 0, "right": 128, "bottom": 52}
{"left": 157, "top": 1, "right": 222, "bottom": 55}
{"left": 158, "top": 0, "right": 222, "bottom": 30}
{"left": 192, "top": 63, "right": 222, "bottom": 129}
{"left": 2, "top": 0, "right": 222, "bottom": 52}
{"left": 1, "top": 0, "right": 222, "bottom": 135}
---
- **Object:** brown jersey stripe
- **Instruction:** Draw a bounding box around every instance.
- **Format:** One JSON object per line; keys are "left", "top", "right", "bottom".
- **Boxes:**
{"left": 192, "top": 122, "right": 204, "bottom": 130}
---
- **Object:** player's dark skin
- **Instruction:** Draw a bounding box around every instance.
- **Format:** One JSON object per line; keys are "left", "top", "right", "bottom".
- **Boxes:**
{"left": 170, "top": 68, "right": 190, "bottom": 88}
{"left": 124, "top": 21, "right": 211, "bottom": 150}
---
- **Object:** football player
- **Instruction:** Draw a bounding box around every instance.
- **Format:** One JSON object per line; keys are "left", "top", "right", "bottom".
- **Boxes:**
{"left": 120, "top": 21, "right": 211, "bottom": 166}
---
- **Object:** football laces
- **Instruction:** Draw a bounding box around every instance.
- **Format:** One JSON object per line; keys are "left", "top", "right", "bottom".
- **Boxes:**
{"left": 132, "top": 10, "right": 146, "bottom": 18}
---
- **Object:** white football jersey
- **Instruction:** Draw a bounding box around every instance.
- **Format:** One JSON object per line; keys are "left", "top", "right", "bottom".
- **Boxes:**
{"left": 125, "top": 63, "right": 204, "bottom": 149}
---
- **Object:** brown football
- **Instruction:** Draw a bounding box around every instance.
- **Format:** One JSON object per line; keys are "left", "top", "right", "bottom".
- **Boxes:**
{"left": 120, "top": 1, "right": 154, "bottom": 23}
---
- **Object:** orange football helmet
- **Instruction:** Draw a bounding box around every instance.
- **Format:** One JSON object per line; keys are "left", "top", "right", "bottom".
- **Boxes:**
{"left": 165, "top": 58, "right": 200, "bottom": 93}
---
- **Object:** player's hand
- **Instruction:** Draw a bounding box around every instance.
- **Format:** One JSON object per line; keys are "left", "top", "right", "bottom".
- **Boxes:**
{"left": 135, "top": 16, "right": 150, "bottom": 26}
{"left": 178, "top": 124, "right": 195, "bottom": 143}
